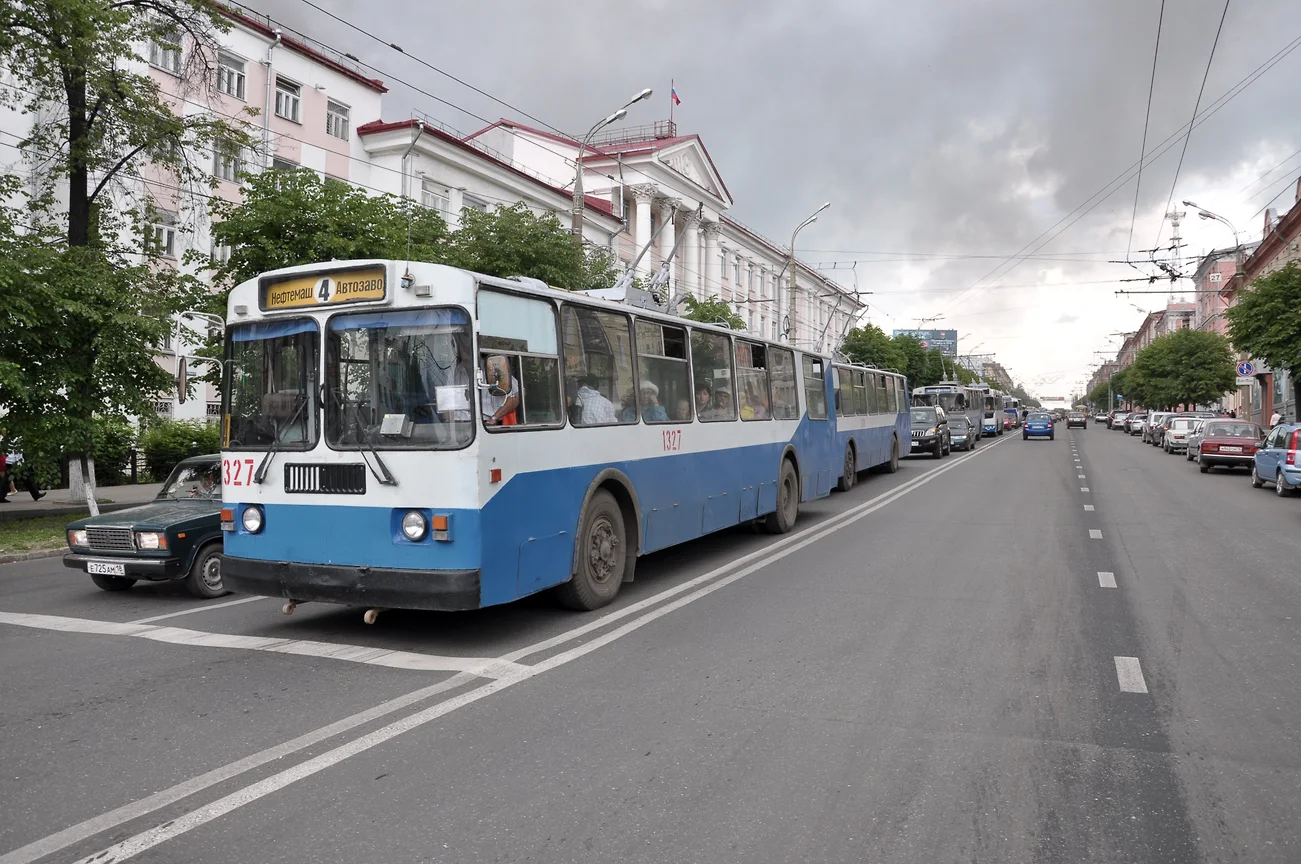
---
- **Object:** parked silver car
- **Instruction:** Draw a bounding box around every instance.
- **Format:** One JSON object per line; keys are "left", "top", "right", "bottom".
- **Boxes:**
{"left": 1143, "top": 412, "right": 1171, "bottom": 444}
{"left": 1127, "top": 413, "right": 1147, "bottom": 435}
{"left": 1163, "top": 416, "right": 1200, "bottom": 454}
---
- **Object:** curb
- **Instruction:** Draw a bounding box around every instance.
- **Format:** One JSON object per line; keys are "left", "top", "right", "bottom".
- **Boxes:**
{"left": 0, "top": 501, "right": 142, "bottom": 523}
{"left": 0, "top": 548, "right": 64, "bottom": 566}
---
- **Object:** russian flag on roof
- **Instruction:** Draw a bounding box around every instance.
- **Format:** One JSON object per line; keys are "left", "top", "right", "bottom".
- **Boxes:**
{"left": 671, "top": 87, "right": 681, "bottom": 105}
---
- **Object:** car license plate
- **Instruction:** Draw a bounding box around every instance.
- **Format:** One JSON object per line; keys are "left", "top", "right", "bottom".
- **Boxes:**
{"left": 1221, "top": 446, "right": 1242, "bottom": 453}
{"left": 87, "top": 562, "right": 126, "bottom": 576}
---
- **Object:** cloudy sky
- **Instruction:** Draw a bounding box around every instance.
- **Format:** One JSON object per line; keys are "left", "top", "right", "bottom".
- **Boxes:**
{"left": 257, "top": 0, "right": 1301, "bottom": 399}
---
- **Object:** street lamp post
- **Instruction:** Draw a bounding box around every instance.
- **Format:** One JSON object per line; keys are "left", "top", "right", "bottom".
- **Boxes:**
{"left": 774, "top": 202, "right": 830, "bottom": 343}
{"left": 570, "top": 88, "right": 653, "bottom": 246}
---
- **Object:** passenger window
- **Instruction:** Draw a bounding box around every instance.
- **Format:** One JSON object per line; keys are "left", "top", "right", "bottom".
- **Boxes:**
{"left": 853, "top": 371, "right": 868, "bottom": 415}
{"left": 890, "top": 378, "right": 902, "bottom": 413}
{"left": 735, "top": 341, "right": 772, "bottom": 421}
{"left": 561, "top": 303, "right": 636, "bottom": 427}
{"left": 635, "top": 320, "right": 692, "bottom": 423}
{"left": 834, "top": 366, "right": 854, "bottom": 416}
{"left": 477, "top": 290, "right": 561, "bottom": 428}
{"left": 691, "top": 329, "right": 736, "bottom": 421}
{"left": 803, "top": 355, "right": 827, "bottom": 420}
{"left": 874, "top": 375, "right": 888, "bottom": 415}
{"left": 768, "top": 347, "right": 799, "bottom": 420}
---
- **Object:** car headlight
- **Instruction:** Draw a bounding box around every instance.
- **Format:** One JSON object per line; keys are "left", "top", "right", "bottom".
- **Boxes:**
{"left": 926, "top": 427, "right": 937, "bottom": 436}
{"left": 241, "top": 505, "right": 264, "bottom": 534}
{"left": 401, "top": 510, "right": 427, "bottom": 541}
{"left": 68, "top": 529, "right": 89, "bottom": 548}
{"left": 135, "top": 531, "right": 168, "bottom": 550}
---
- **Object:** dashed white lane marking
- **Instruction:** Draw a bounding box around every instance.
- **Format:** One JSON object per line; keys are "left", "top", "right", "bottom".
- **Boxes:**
{"left": 1098, "top": 571, "right": 1117, "bottom": 588}
{"left": 1084, "top": 504, "right": 1095, "bottom": 511}
{"left": 0, "top": 612, "right": 527, "bottom": 678}
{"left": 7, "top": 433, "right": 1019, "bottom": 864}
{"left": 1078, "top": 474, "right": 1087, "bottom": 479}
{"left": 129, "top": 596, "right": 266, "bottom": 624}
{"left": 1115, "top": 656, "right": 1149, "bottom": 693}
{"left": 1081, "top": 487, "right": 1090, "bottom": 492}
{"left": 1089, "top": 529, "right": 1103, "bottom": 539}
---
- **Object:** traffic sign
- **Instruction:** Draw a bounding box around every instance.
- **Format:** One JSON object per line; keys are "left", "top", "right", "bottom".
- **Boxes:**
{"left": 1237, "top": 361, "right": 1255, "bottom": 376}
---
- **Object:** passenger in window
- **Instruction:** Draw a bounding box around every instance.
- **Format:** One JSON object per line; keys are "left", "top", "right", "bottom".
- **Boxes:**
{"left": 640, "top": 381, "right": 669, "bottom": 422}
{"left": 712, "top": 389, "right": 734, "bottom": 419}
{"left": 695, "top": 382, "right": 713, "bottom": 416}
{"left": 741, "top": 390, "right": 770, "bottom": 420}
{"left": 675, "top": 399, "right": 692, "bottom": 422}
{"left": 619, "top": 390, "right": 638, "bottom": 423}
{"left": 481, "top": 355, "right": 519, "bottom": 426}
{"left": 576, "top": 374, "right": 619, "bottom": 425}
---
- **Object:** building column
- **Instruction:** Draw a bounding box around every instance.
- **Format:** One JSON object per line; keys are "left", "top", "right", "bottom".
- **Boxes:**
{"left": 701, "top": 220, "right": 720, "bottom": 299}
{"left": 682, "top": 211, "right": 701, "bottom": 299}
{"left": 632, "top": 185, "right": 657, "bottom": 278}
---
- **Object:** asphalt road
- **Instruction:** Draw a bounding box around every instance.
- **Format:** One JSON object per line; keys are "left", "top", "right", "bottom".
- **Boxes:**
{"left": 2, "top": 425, "right": 1298, "bottom": 863}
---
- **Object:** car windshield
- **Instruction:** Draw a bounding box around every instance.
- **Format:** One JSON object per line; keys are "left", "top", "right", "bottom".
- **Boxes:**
{"left": 949, "top": 417, "right": 969, "bottom": 429}
{"left": 224, "top": 319, "right": 319, "bottom": 450}
{"left": 911, "top": 408, "right": 937, "bottom": 425}
{"left": 326, "top": 307, "right": 475, "bottom": 449}
{"left": 1172, "top": 418, "right": 1196, "bottom": 429}
{"left": 159, "top": 461, "right": 221, "bottom": 500}
{"left": 1204, "top": 422, "right": 1258, "bottom": 438}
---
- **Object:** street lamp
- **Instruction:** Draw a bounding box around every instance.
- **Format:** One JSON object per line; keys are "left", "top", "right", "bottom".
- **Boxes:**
{"left": 1182, "top": 199, "right": 1242, "bottom": 257}
{"left": 570, "top": 88, "right": 653, "bottom": 245}
{"left": 774, "top": 201, "right": 830, "bottom": 342}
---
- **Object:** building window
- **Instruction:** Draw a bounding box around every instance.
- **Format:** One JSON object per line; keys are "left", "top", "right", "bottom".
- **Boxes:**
{"left": 271, "top": 156, "right": 297, "bottom": 171}
{"left": 326, "top": 99, "right": 349, "bottom": 139}
{"left": 422, "top": 179, "right": 449, "bottom": 214}
{"left": 216, "top": 52, "right": 246, "bottom": 100}
{"left": 462, "top": 194, "right": 489, "bottom": 213}
{"left": 734, "top": 261, "right": 741, "bottom": 283}
{"left": 148, "top": 29, "right": 182, "bottom": 75}
{"left": 210, "top": 232, "right": 231, "bottom": 266}
{"left": 213, "top": 139, "right": 242, "bottom": 182}
{"left": 206, "top": 402, "right": 222, "bottom": 417}
{"left": 719, "top": 254, "right": 728, "bottom": 282}
{"left": 153, "top": 400, "right": 173, "bottom": 417}
{"left": 274, "top": 77, "right": 301, "bottom": 122}
{"left": 150, "top": 224, "right": 176, "bottom": 259}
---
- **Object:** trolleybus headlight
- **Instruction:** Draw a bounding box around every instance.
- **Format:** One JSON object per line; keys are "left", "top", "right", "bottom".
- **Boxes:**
{"left": 241, "top": 505, "right": 264, "bottom": 534}
{"left": 401, "top": 510, "right": 428, "bottom": 541}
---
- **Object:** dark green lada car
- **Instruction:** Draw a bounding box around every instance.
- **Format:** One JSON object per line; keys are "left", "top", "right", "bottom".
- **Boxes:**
{"left": 64, "top": 455, "right": 227, "bottom": 598}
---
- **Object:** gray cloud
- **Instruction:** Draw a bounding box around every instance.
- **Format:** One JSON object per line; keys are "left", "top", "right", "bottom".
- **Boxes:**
{"left": 254, "top": 0, "right": 1301, "bottom": 394}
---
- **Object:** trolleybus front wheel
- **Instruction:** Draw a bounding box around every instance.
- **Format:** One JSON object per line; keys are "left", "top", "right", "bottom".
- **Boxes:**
{"left": 764, "top": 459, "right": 800, "bottom": 534}
{"left": 836, "top": 445, "right": 857, "bottom": 492}
{"left": 556, "top": 490, "right": 626, "bottom": 611}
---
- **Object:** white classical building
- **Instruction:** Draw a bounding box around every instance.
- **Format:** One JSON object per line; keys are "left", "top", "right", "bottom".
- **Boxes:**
{"left": 467, "top": 120, "right": 864, "bottom": 351}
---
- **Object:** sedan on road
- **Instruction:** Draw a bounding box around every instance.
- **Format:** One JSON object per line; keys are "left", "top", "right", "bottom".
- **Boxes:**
{"left": 948, "top": 415, "right": 978, "bottom": 451}
{"left": 1193, "top": 420, "right": 1264, "bottom": 473}
{"left": 1143, "top": 412, "right": 1171, "bottom": 444}
{"left": 1252, "top": 423, "right": 1301, "bottom": 495}
{"left": 1126, "top": 413, "right": 1147, "bottom": 435}
{"left": 1110, "top": 411, "right": 1130, "bottom": 430}
{"left": 1023, "top": 411, "right": 1055, "bottom": 440}
{"left": 910, "top": 406, "right": 951, "bottom": 458}
{"left": 1163, "top": 417, "right": 1199, "bottom": 454}
{"left": 64, "top": 455, "right": 226, "bottom": 597}
{"left": 1066, "top": 412, "right": 1087, "bottom": 429}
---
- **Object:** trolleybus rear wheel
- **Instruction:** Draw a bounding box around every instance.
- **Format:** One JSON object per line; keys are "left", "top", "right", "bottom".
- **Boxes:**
{"left": 764, "top": 459, "right": 800, "bottom": 534}
{"left": 556, "top": 490, "right": 626, "bottom": 611}
{"left": 884, "top": 438, "right": 900, "bottom": 473}
{"left": 836, "top": 445, "right": 856, "bottom": 492}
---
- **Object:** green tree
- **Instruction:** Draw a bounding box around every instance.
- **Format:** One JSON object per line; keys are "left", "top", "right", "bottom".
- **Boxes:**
{"left": 447, "top": 203, "right": 618, "bottom": 290}
{"left": 208, "top": 169, "right": 450, "bottom": 290}
{"left": 679, "top": 295, "right": 746, "bottom": 330}
{"left": 1128, "top": 329, "right": 1234, "bottom": 409}
{"left": 0, "top": 0, "right": 252, "bottom": 514}
{"left": 1227, "top": 263, "right": 1301, "bottom": 414}
{"left": 841, "top": 324, "right": 906, "bottom": 371}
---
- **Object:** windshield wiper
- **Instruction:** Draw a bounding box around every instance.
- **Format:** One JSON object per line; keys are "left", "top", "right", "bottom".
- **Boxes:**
{"left": 253, "top": 395, "right": 310, "bottom": 484}
{"left": 350, "top": 415, "right": 397, "bottom": 486}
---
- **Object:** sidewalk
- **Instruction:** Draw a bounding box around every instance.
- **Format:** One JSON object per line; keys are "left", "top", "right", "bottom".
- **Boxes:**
{"left": 0, "top": 482, "right": 164, "bottom": 522}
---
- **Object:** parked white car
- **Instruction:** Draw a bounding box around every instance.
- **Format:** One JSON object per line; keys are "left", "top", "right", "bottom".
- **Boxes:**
{"left": 1163, "top": 416, "right": 1200, "bottom": 454}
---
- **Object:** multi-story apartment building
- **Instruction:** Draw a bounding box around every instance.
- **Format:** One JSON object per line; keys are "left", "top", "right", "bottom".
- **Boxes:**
{"left": 1239, "top": 178, "right": 1301, "bottom": 423}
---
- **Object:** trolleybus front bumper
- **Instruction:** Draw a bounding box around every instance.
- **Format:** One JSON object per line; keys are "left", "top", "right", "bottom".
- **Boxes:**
{"left": 222, "top": 555, "right": 481, "bottom": 611}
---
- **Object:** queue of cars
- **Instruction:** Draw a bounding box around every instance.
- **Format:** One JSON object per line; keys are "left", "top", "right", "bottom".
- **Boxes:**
{"left": 1099, "top": 407, "right": 1301, "bottom": 496}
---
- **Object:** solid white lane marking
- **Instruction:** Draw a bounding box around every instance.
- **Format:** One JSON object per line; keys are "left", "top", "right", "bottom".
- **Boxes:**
{"left": 1089, "top": 529, "right": 1103, "bottom": 539}
{"left": 1115, "top": 656, "right": 1149, "bottom": 693}
{"left": 1080, "top": 487, "right": 1090, "bottom": 492}
{"left": 129, "top": 596, "right": 266, "bottom": 624}
{"left": 0, "top": 612, "right": 526, "bottom": 678}
{"left": 1084, "top": 504, "right": 1095, "bottom": 511}
{"left": 58, "top": 435, "right": 1018, "bottom": 864}
{"left": 1098, "top": 571, "right": 1117, "bottom": 588}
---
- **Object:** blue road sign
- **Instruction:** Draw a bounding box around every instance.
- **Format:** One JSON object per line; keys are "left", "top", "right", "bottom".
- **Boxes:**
{"left": 1237, "top": 361, "right": 1255, "bottom": 376}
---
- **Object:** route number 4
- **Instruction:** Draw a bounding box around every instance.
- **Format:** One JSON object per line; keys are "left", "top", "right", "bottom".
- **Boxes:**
{"left": 222, "top": 457, "right": 256, "bottom": 486}
{"left": 662, "top": 429, "right": 682, "bottom": 452}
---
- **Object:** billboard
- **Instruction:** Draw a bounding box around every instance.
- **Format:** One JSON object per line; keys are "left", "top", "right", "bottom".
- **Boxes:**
{"left": 892, "top": 329, "right": 958, "bottom": 357}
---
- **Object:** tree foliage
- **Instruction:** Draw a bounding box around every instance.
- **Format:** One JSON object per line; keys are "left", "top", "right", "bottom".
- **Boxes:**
{"left": 140, "top": 419, "right": 221, "bottom": 482}
{"left": 1227, "top": 262, "right": 1301, "bottom": 410}
{"left": 0, "top": 0, "right": 251, "bottom": 511}
{"left": 679, "top": 295, "right": 746, "bottom": 330}
{"left": 1125, "top": 329, "right": 1234, "bottom": 409}
{"left": 841, "top": 324, "right": 905, "bottom": 371}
